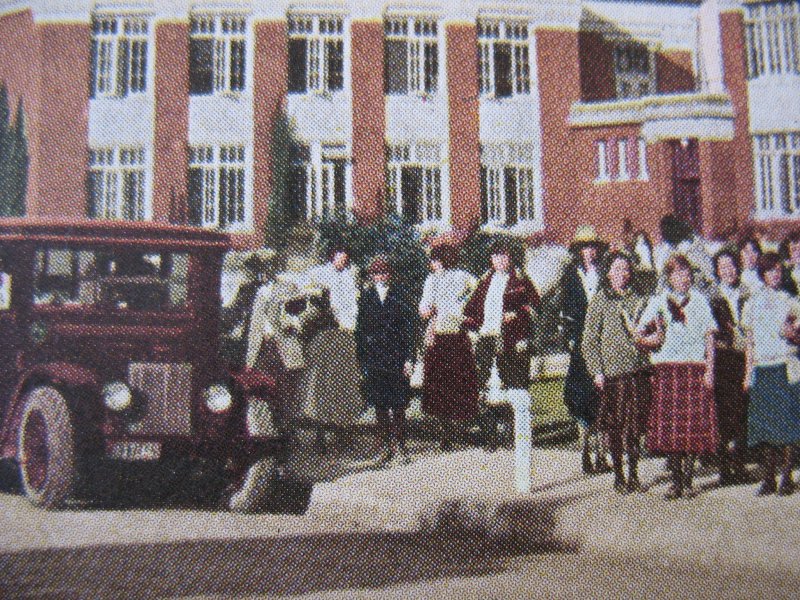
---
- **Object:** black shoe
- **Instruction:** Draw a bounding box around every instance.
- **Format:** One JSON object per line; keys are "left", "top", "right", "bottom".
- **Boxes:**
{"left": 778, "top": 478, "right": 795, "bottom": 496}
{"left": 664, "top": 483, "right": 683, "bottom": 500}
{"left": 756, "top": 479, "right": 777, "bottom": 496}
{"left": 595, "top": 457, "right": 613, "bottom": 474}
{"left": 613, "top": 473, "right": 626, "bottom": 494}
{"left": 581, "top": 451, "right": 593, "bottom": 475}
{"left": 626, "top": 476, "right": 643, "bottom": 494}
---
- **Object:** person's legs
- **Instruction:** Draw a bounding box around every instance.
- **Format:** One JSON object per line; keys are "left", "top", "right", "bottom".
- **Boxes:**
{"left": 392, "top": 408, "right": 407, "bottom": 456}
{"left": 778, "top": 445, "right": 795, "bottom": 496}
{"left": 757, "top": 444, "right": 777, "bottom": 496}
{"left": 375, "top": 408, "right": 392, "bottom": 462}
{"left": 626, "top": 437, "right": 642, "bottom": 492}
{"left": 665, "top": 453, "right": 684, "bottom": 500}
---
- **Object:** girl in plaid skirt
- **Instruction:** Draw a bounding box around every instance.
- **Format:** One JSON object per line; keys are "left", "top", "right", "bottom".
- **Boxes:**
{"left": 639, "top": 254, "right": 718, "bottom": 500}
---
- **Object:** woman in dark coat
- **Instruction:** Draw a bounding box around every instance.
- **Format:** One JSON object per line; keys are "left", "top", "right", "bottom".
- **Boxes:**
{"left": 355, "top": 256, "right": 416, "bottom": 463}
{"left": 561, "top": 226, "right": 609, "bottom": 474}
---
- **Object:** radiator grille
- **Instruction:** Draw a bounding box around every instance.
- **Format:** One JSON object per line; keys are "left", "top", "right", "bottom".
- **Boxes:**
{"left": 127, "top": 363, "right": 193, "bottom": 436}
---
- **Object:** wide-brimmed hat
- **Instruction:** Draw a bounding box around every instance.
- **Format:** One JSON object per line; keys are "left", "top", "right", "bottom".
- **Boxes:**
{"left": 569, "top": 225, "right": 607, "bottom": 253}
{"left": 367, "top": 255, "right": 392, "bottom": 276}
{"left": 242, "top": 248, "right": 277, "bottom": 273}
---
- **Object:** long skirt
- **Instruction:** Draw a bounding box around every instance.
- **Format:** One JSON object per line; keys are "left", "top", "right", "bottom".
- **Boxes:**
{"left": 713, "top": 347, "right": 748, "bottom": 444}
{"left": 564, "top": 350, "right": 600, "bottom": 428}
{"left": 597, "top": 370, "right": 651, "bottom": 453}
{"left": 647, "top": 363, "right": 719, "bottom": 455}
{"left": 301, "top": 328, "right": 364, "bottom": 428}
{"left": 423, "top": 332, "right": 479, "bottom": 421}
{"left": 748, "top": 363, "right": 800, "bottom": 447}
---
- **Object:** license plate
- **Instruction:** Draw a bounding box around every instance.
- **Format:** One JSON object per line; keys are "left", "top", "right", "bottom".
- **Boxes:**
{"left": 109, "top": 442, "right": 161, "bottom": 461}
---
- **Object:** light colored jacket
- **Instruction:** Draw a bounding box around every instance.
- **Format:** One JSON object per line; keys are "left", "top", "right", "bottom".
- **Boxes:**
{"left": 245, "top": 275, "right": 310, "bottom": 370}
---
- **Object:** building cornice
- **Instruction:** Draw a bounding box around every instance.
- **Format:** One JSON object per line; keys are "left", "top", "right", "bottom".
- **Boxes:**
{"left": 569, "top": 92, "right": 736, "bottom": 141}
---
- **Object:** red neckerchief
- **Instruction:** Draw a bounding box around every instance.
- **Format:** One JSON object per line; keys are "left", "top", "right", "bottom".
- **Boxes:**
{"left": 666, "top": 294, "right": 689, "bottom": 324}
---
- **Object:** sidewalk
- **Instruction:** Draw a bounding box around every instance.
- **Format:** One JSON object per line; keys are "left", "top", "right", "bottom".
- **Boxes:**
{"left": 304, "top": 445, "right": 800, "bottom": 575}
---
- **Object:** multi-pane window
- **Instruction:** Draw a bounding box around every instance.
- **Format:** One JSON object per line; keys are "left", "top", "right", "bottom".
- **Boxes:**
{"left": 189, "top": 14, "right": 246, "bottom": 95}
{"left": 288, "top": 14, "right": 345, "bottom": 94}
{"left": 745, "top": 1, "right": 800, "bottom": 78}
{"left": 595, "top": 137, "right": 649, "bottom": 182}
{"left": 88, "top": 147, "right": 146, "bottom": 221}
{"left": 384, "top": 16, "right": 438, "bottom": 95}
{"left": 613, "top": 42, "right": 655, "bottom": 99}
{"left": 386, "top": 143, "right": 442, "bottom": 224}
{"left": 90, "top": 15, "right": 148, "bottom": 98}
{"left": 188, "top": 145, "right": 246, "bottom": 229}
{"left": 289, "top": 144, "right": 349, "bottom": 222}
{"left": 480, "top": 143, "right": 537, "bottom": 227}
{"left": 753, "top": 132, "right": 800, "bottom": 216}
{"left": 478, "top": 19, "right": 531, "bottom": 98}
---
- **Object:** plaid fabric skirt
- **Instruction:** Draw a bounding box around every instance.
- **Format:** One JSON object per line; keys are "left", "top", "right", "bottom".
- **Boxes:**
{"left": 598, "top": 370, "right": 651, "bottom": 450}
{"left": 713, "top": 347, "right": 748, "bottom": 444}
{"left": 423, "top": 332, "right": 479, "bottom": 421}
{"left": 647, "top": 363, "right": 719, "bottom": 455}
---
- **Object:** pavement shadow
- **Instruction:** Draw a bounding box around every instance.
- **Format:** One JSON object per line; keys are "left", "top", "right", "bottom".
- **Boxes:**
{"left": 0, "top": 498, "right": 578, "bottom": 599}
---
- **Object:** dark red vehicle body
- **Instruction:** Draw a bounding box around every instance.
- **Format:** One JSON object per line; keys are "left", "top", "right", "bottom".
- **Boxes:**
{"left": 0, "top": 219, "right": 291, "bottom": 510}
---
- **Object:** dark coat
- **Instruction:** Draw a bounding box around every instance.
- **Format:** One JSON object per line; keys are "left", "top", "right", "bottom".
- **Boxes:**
{"left": 355, "top": 285, "right": 415, "bottom": 410}
{"left": 463, "top": 268, "right": 539, "bottom": 353}
{"left": 561, "top": 263, "right": 600, "bottom": 426}
{"left": 781, "top": 266, "right": 799, "bottom": 297}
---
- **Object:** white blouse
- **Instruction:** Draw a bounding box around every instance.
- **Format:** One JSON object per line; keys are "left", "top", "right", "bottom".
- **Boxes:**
{"left": 742, "top": 287, "right": 800, "bottom": 366}
{"left": 480, "top": 271, "right": 509, "bottom": 336}
{"left": 639, "top": 291, "right": 716, "bottom": 364}
{"left": 740, "top": 268, "right": 763, "bottom": 294}
{"left": 419, "top": 269, "right": 476, "bottom": 334}
{"left": 306, "top": 263, "right": 359, "bottom": 331}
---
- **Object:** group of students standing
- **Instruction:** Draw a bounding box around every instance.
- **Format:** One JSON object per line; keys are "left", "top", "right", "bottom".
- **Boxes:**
{"left": 564, "top": 219, "right": 800, "bottom": 499}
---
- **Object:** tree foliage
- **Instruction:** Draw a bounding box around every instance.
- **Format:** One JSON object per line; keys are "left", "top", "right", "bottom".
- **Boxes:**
{"left": 0, "top": 84, "right": 28, "bottom": 217}
{"left": 264, "top": 111, "right": 302, "bottom": 250}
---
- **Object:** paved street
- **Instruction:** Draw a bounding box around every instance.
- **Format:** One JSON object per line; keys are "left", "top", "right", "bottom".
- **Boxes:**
{"left": 2, "top": 442, "right": 800, "bottom": 599}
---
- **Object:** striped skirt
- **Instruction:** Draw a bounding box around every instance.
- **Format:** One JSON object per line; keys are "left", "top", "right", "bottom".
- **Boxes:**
{"left": 647, "top": 363, "right": 719, "bottom": 455}
{"left": 598, "top": 370, "right": 651, "bottom": 452}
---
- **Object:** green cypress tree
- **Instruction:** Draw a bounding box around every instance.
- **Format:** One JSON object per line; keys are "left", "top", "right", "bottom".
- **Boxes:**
{"left": 265, "top": 111, "right": 301, "bottom": 250}
{"left": 0, "top": 84, "right": 10, "bottom": 216}
{"left": 8, "top": 100, "right": 28, "bottom": 216}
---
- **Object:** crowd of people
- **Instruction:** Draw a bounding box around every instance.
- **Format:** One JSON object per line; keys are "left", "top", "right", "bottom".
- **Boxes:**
{"left": 224, "top": 214, "right": 800, "bottom": 500}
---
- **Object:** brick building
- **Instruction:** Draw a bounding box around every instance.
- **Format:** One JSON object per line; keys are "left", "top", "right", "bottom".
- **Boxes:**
{"left": 0, "top": 0, "right": 797, "bottom": 248}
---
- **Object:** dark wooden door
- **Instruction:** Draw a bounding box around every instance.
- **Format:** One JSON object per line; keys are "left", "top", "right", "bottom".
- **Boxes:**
{"left": 670, "top": 139, "right": 702, "bottom": 232}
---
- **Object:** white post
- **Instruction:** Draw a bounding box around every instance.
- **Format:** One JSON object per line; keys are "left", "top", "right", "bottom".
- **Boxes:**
{"left": 507, "top": 389, "right": 532, "bottom": 493}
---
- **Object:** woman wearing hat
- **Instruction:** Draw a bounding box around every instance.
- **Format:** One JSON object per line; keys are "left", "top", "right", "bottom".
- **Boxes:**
{"left": 640, "top": 253, "right": 719, "bottom": 500}
{"left": 419, "top": 244, "right": 479, "bottom": 450}
{"left": 562, "top": 225, "right": 609, "bottom": 474}
{"left": 355, "top": 256, "right": 417, "bottom": 463}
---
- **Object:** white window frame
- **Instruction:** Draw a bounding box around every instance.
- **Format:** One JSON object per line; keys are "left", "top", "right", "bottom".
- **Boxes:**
{"left": 745, "top": 1, "right": 800, "bottom": 79}
{"left": 386, "top": 142, "right": 443, "bottom": 224}
{"left": 637, "top": 137, "right": 649, "bottom": 181}
{"left": 190, "top": 12, "right": 247, "bottom": 95}
{"left": 617, "top": 138, "right": 629, "bottom": 181}
{"left": 596, "top": 140, "right": 610, "bottom": 182}
{"left": 288, "top": 13, "right": 345, "bottom": 94}
{"left": 294, "top": 142, "right": 352, "bottom": 222}
{"left": 480, "top": 143, "right": 538, "bottom": 228}
{"left": 91, "top": 14, "right": 149, "bottom": 98}
{"left": 753, "top": 132, "right": 800, "bottom": 217}
{"left": 188, "top": 145, "right": 248, "bottom": 230}
{"left": 477, "top": 18, "right": 531, "bottom": 98}
{"left": 384, "top": 15, "right": 439, "bottom": 96}
{"left": 613, "top": 41, "right": 656, "bottom": 99}
{"left": 89, "top": 147, "right": 147, "bottom": 220}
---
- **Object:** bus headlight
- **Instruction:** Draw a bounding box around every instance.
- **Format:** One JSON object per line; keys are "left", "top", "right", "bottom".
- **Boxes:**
{"left": 103, "top": 382, "right": 133, "bottom": 412}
